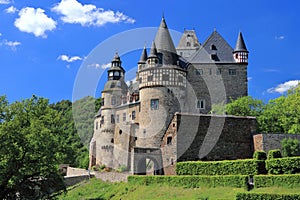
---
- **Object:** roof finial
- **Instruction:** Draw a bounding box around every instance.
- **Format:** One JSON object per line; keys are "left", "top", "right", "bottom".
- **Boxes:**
{"left": 214, "top": 27, "right": 217, "bottom": 32}
{"left": 162, "top": 11, "right": 164, "bottom": 19}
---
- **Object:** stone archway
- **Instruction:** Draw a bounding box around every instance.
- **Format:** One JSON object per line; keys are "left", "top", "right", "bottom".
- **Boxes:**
{"left": 133, "top": 147, "right": 164, "bottom": 175}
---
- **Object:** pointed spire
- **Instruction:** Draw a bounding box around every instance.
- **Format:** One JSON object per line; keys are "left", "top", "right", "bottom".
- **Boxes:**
{"left": 148, "top": 41, "right": 158, "bottom": 58}
{"left": 112, "top": 51, "right": 121, "bottom": 62}
{"left": 234, "top": 32, "right": 248, "bottom": 52}
{"left": 154, "top": 17, "right": 176, "bottom": 54}
{"left": 138, "top": 45, "right": 148, "bottom": 64}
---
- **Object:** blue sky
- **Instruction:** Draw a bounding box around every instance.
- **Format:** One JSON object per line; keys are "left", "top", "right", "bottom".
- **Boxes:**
{"left": 0, "top": 0, "right": 299, "bottom": 103}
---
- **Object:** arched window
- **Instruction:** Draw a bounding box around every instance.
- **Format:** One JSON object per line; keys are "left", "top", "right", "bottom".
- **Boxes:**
{"left": 186, "top": 42, "right": 191, "bottom": 47}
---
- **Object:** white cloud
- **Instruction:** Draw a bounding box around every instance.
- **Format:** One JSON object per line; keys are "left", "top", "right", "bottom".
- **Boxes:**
{"left": 0, "top": 0, "right": 11, "bottom": 4}
{"left": 5, "top": 6, "right": 18, "bottom": 14}
{"left": 275, "top": 35, "right": 285, "bottom": 40}
{"left": 247, "top": 77, "right": 252, "bottom": 81}
{"left": 88, "top": 63, "right": 111, "bottom": 69}
{"left": 267, "top": 80, "right": 300, "bottom": 94}
{"left": 262, "top": 68, "right": 280, "bottom": 73}
{"left": 0, "top": 33, "right": 2, "bottom": 37}
{"left": 14, "top": 7, "right": 57, "bottom": 38}
{"left": 52, "top": 0, "right": 135, "bottom": 27}
{"left": 58, "top": 54, "right": 82, "bottom": 62}
{"left": 0, "top": 40, "right": 21, "bottom": 50}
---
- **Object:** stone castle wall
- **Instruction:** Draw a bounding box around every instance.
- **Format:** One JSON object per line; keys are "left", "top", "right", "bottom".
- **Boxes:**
{"left": 253, "top": 133, "right": 300, "bottom": 154}
{"left": 161, "top": 113, "right": 257, "bottom": 175}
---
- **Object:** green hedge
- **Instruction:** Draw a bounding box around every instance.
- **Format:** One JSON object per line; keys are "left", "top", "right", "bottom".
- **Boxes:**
{"left": 266, "top": 157, "right": 300, "bottom": 174}
{"left": 254, "top": 174, "right": 300, "bottom": 188}
{"left": 128, "top": 175, "right": 249, "bottom": 188}
{"left": 267, "top": 149, "right": 282, "bottom": 159}
{"left": 176, "top": 159, "right": 266, "bottom": 175}
{"left": 236, "top": 193, "right": 300, "bottom": 200}
{"left": 253, "top": 150, "right": 267, "bottom": 160}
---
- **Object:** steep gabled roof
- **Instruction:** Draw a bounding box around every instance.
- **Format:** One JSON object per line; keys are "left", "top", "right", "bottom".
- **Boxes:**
{"left": 188, "top": 31, "right": 235, "bottom": 63}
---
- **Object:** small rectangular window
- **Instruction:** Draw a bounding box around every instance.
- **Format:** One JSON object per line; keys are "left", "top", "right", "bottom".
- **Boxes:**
{"left": 195, "top": 69, "right": 203, "bottom": 75}
{"left": 101, "top": 98, "right": 104, "bottom": 106}
{"left": 123, "top": 113, "right": 126, "bottom": 122}
{"left": 178, "top": 76, "right": 183, "bottom": 82}
{"left": 111, "top": 114, "right": 115, "bottom": 124}
{"left": 150, "top": 99, "right": 159, "bottom": 110}
{"left": 96, "top": 121, "right": 98, "bottom": 130}
{"left": 216, "top": 69, "right": 222, "bottom": 75}
{"left": 209, "top": 68, "right": 212, "bottom": 75}
{"left": 101, "top": 116, "right": 104, "bottom": 124}
{"left": 162, "top": 74, "right": 169, "bottom": 81}
{"left": 197, "top": 99, "right": 205, "bottom": 109}
{"left": 116, "top": 115, "right": 119, "bottom": 123}
{"left": 167, "top": 136, "right": 172, "bottom": 145}
{"left": 147, "top": 75, "right": 153, "bottom": 82}
{"left": 132, "top": 111, "right": 136, "bottom": 120}
{"left": 229, "top": 69, "right": 237, "bottom": 75}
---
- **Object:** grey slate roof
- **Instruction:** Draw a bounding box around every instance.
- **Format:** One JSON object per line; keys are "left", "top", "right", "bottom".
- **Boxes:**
{"left": 188, "top": 31, "right": 235, "bottom": 63}
{"left": 234, "top": 32, "right": 248, "bottom": 52}
{"left": 148, "top": 41, "right": 158, "bottom": 58}
{"left": 176, "top": 30, "right": 201, "bottom": 49}
{"left": 154, "top": 17, "right": 177, "bottom": 54}
{"left": 138, "top": 46, "right": 148, "bottom": 64}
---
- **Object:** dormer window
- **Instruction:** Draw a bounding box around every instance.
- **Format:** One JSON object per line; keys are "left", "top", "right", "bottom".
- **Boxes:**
{"left": 187, "top": 42, "right": 191, "bottom": 47}
{"left": 211, "top": 44, "right": 217, "bottom": 50}
{"left": 114, "top": 71, "right": 120, "bottom": 76}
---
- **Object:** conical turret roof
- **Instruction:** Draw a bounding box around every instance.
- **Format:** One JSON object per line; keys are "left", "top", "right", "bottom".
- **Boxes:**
{"left": 138, "top": 46, "right": 148, "bottom": 64}
{"left": 148, "top": 41, "right": 158, "bottom": 58}
{"left": 154, "top": 17, "right": 177, "bottom": 54}
{"left": 234, "top": 32, "right": 248, "bottom": 52}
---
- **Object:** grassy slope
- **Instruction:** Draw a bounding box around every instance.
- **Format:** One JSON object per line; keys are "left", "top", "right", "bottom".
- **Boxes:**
{"left": 59, "top": 178, "right": 300, "bottom": 200}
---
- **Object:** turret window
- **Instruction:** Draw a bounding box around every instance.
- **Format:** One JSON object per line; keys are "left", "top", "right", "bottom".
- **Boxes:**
{"left": 123, "top": 113, "right": 126, "bottom": 121}
{"left": 116, "top": 115, "right": 119, "bottom": 123}
{"left": 211, "top": 44, "right": 217, "bottom": 50}
{"left": 132, "top": 111, "right": 136, "bottom": 120}
{"left": 114, "top": 71, "right": 120, "bottom": 76}
{"left": 101, "top": 116, "right": 104, "bottom": 124}
{"left": 186, "top": 42, "right": 191, "bottom": 47}
{"left": 167, "top": 136, "right": 172, "bottom": 145}
{"left": 111, "top": 96, "right": 116, "bottom": 105}
{"left": 150, "top": 99, "right": 159, "bottom": 110}
{"left": 162, "top": 74, "right": 169, "bottom": 81}
{"left": 195, "top": 69, "right": 203, "bottom": 75}
{"left": 96, "top": 121, "right": 98, "bottom": 130}
{"left": 111, "top": 114, "right": 115, "bottom": 124}
{"left": 216, "top": 69, "right": 222, "bottom": 75}
{"left": 147, "top": 75, "right": 153, "bottom": 82}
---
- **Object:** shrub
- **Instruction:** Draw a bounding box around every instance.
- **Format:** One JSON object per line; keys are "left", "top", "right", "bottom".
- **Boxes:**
{"left": 281, "top": 138, "right": 300, "bottom": 157}
{"left": 236, "top": 193, "right": 300, "bottom": 200}
{"left": 253, "top": 150, "right": 267, "bottom": 160}
{"left": 266, "top": 156, "right": 300, "bottom": 174}
{"left": 116, "top": 165, "right": 127, "bottom": 173}
{"left": 92, "top": 164, "right": 106, "bottom": 171}
{"left": 267, "top": 149, "right": 282, "bottom": 159}
{"left": 128, "top": 175, "right": 249, "bottom": 188}
{"left": 254, "top": 174, "right": 300, "bottom": 188}
{"left": 176, "top": 159, "right": 266, "bottom": 175}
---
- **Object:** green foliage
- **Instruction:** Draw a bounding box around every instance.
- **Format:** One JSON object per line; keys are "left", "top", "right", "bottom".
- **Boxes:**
{"left": 72, "top": 96, "right": 100, "bottom": 147}
{"left": 209, "top": 103, "right": 226, "bottom": 114}
{"left": 0, "top": 95, "right": 65, "bottom": 199}
{"left": 254, "top": 174, "right": 300, "bottom": 188}
{"left": 253, "top": 150, "right": 267, "bottom": 160}
{"left": 128, "top": 175, "right": 249, "bottom": 188}
{"left": 50, "top": 100, "right": 89, "bottom": 169}
{"left": 176, "top": 160, "right": 266, "bottom": 176}
{"left": 236, "top": 192, "right": 300, "bottom": 200}
{"left": 266, "top": 157, "right": 300, "bottom": 174}
{"left": 267, "top": 149, "right": 282, "bottom": 160}
{"left": 281, "top": 138, "right": 300, "bottom": 157}
{"left": 116, "top": 165, "right": 127, "bottom": 173}
{"left": 225, "top": 96, "right": 264, "bottom": 117}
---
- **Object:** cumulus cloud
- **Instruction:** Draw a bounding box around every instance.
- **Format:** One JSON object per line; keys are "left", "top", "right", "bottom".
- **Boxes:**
{"left": 0, "top": 40, "right": 21, "bottom": 51}
{"left": 5, "top": 6, "right": 18, "bottom": 14}
{"left": 267, "top": 80, "right": 300, "bottom": 94}
{"left": 275, "top": 35, "right": 285, "bottom": 40}
{"left": 0, "top": 0, "right": 11, "bottom": 4}
{"left": 52, "top": 0, "right": 135, "bottom": 26}
{"left": 247, "top": 77, "right": 252, "bottom": 81}
{"left": 58, "top": 54, "right": 83, "bottom": 62}
{"left": 14, "top": 7, "right": 57, "bottom": 38}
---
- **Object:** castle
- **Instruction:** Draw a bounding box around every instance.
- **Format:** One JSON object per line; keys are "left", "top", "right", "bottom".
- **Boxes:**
{"left": 89, "top": 17, "right": 255, "bottom": 175}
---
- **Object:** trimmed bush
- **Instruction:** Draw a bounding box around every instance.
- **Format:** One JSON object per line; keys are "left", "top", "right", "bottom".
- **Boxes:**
{"left": 266, "top": 156, "right": 300, "bottom": 174}
{"left": 128, "top": 175, "right": 249, "bottom": 188}
{"left": 236, "top": 193, "right": 300, "bottom": 200}
{"left": 254, "top": 174, "right": 300, "bottom": 188}
{"left": 281, "top": 138, "right": 300, "bottom": 157}
{"left": 267, "top": 149, "right": 282, "bottom": 159}
{"left": 253, "top": 150, "right": 267, "bottom": 160}
{"left": 176, "top": 159, "right": 266, "bottom": 175}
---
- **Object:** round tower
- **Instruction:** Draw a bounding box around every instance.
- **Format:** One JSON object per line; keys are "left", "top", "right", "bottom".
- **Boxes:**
{"left": 93, "top": 52, "right": 127, "bottom": 168}
{"left": 233, "top": 32, "right": 249, "bottom": 63}
{"left": 136, "top": 17, "right": 187, "bottom": 148}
